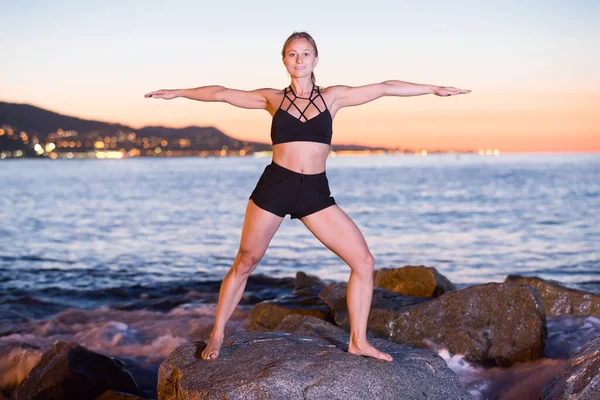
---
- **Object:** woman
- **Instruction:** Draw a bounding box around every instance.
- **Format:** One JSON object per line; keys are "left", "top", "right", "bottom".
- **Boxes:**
{"left": 145, "top": 31, "right": 471, "bottom": 362}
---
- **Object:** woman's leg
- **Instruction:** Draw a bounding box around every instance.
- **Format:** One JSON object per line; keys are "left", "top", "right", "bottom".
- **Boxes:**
{"left": 301, "top": 205, "right": 393, "bottom": 361}
{"left": 201, "top": 199, "right": 284, "bottom": 360}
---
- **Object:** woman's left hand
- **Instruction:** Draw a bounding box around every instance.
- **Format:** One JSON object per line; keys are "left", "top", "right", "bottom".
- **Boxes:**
{"left": 434, "top": 86, "right": 471, "bottom": 97}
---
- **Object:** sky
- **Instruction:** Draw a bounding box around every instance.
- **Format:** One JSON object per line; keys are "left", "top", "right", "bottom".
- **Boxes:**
{"left": 1, "top": 0, "right": 599, "bottom": 152}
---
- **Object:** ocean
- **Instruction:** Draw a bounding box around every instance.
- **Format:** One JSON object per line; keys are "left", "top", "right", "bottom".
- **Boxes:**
{"left": 1, "top": 153, "right": 599, "bottom": 398}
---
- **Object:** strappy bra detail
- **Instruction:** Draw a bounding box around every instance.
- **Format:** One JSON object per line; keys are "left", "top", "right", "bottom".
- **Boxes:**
{"left": 270, "top": 84, "right": 333, "bottom": 145}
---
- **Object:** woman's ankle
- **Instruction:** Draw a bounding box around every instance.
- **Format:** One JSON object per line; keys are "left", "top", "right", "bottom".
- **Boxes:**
{"left": 209, "top": 330, "right": 225, "bottom": 339}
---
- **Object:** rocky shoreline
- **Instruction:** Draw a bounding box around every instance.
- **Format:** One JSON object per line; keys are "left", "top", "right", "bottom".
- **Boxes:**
{"left": 3, "top": 266, "right": 600, "bottom": 399}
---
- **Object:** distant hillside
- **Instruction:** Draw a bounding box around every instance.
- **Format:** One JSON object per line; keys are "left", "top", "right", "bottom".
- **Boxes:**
{"left": 0, "top": 101, "right": 271, "bottom": 152}
{"left": 0, "top": 102, "right": 131, "bottom": 140}
{"left": 0, "top": 101, "right": 393, "bottom": 156}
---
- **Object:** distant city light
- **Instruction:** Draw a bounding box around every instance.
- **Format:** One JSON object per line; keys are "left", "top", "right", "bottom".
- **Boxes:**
{"left": 95, "top": 151, "right": 123, "bottom": 159}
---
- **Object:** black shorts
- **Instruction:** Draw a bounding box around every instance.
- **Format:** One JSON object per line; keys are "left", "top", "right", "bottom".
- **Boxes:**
{"left": 249, "top": 161, "right": 336, "bottom": 219}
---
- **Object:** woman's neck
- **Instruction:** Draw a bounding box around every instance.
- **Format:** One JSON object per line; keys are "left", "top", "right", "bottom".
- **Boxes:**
{"left": 289, "top": 79, "right": 314, "bottom": 97}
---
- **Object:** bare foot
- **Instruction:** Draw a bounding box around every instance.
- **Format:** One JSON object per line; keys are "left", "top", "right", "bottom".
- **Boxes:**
{"left": 348, "top": 339, "right": 393, "bottom": 362}
{"left": 201, "top": 334, "right": 224, "bottom": 360}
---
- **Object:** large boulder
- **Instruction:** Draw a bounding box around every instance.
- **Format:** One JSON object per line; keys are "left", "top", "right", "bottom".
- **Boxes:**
{"left": 542, "top": 335, "right": 600, "bottom": 400}
{"left": 320, "top": 282, "right": 546, "bottom": 367}
{"left": 11, "top": 342, "right": 141, "bottom": 400}
{"left": 373, "top": 266, "right": 456, "bottom": 297}
{"left": 157, "top": 331, "right": 471, "bottom": 400}
{"left": 506, "top": 275, "right": 600, "bottom": 317}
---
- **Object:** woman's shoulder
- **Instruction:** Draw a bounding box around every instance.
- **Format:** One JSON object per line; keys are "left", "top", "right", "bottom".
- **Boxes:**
{"left": 318, "top": 85, "right": 348, "bottom": 97}
{"left": 317, "top": 85, "right": 347, "bottom": 104}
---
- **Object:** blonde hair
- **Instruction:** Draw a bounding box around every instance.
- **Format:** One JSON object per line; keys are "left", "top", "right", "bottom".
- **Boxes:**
{"left": 281, "top": 31, "right": 318, "bottom": 85}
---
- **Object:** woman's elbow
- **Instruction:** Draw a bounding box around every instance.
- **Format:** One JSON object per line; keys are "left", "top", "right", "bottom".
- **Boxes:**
{"left": 212, "top": 86, "right": 228, "bottom": 102}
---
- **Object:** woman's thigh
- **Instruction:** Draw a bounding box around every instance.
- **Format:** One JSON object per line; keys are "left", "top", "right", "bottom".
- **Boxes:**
{"left": 237, "top": 199, "right": 285, "bottom": 260}
{"left": 300, "top": 205, "right": 373, "bottom": 267}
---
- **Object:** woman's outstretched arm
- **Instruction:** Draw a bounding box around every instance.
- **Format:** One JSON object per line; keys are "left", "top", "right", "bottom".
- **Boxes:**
{"left": 144, "top": 86, "right": 273, "bottom": 110}
{"left": 330, "top": 81, "right": 471, "bottom": 110}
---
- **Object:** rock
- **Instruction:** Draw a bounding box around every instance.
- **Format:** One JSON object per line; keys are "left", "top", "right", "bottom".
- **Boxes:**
{"left": 249, "top": 292, "right": 334, "bottom": 331}
{"left": 318, "top": 282, "right": 427, "bottom": 327}
{"left": 96, "top": 390, "right": 150, "bottom": 399}
{"left": 294, "top": 271, "right": 326, "bottom": 293}
{"left": 373, "top": 266, "right": 456, "bottom": 297}
{"left": 157, "top": 331, "right": 471, "bottom": 400}
{"left": 11, "top": 342, "right": 141, "bottom": 400}
{"left": 320, "top": 282, "right": 546, "bottom": 367}
{"left": 0, "top": 342, "right": 46, "bottom": 394}
{"left": 274, "top": 314, "right": 346, "bottom": 337}
{"left": 542, "top": 335, "right": 600, "bottom": 399}
{"left": 506, "top": 275, "right": 600, "bottom": 317}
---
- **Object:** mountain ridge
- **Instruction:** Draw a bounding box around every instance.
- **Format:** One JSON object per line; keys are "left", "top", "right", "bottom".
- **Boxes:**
{"left": 0, "top": 100, "right": 391, "bottom": 153}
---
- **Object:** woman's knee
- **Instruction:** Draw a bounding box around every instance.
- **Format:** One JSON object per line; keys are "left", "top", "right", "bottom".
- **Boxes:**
{"left": 350, "top": 252, "right": 375, "bottom": 277}
{"left": 233, "top": 249, "right": 263, "bottom": 276}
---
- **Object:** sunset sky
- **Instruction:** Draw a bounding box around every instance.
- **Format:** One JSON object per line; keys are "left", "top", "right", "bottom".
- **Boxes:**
{"left": 2, "top": 0, "right": 599, "bottom": 152}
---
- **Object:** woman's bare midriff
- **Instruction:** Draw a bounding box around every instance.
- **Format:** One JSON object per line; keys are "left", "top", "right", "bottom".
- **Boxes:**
{"left": 272, "top": 142, "right": 330, "bottom": 174}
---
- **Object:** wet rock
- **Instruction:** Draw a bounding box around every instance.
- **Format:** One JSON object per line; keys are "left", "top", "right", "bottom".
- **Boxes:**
{"left": 274, "top": 314, "right": 346, "bottom": 337}
{"left": 318, "top": 282, "right": 428, "bottom": 327}
{"left": 506, "top": 275, "right": 600, "bottom": 317}
{"left": 373, "top": 266, "right": 456, "bottom": 297}
{"left": 11, "top": 341, "right": 141, "bottom": 400}
{"left": 542, "top": 335, "right": 600, "bottom": 399}
{"left": 157, "top": 331, "right": 471, "bottom": 400}
{"left": 320, "top": 282, "right": 546, "bottom": 367}
{"left": 249, "top": 292, "right": 334, "bottom": 331}
{"left": 0, "top": 342, "right": 47, "bottom": 394}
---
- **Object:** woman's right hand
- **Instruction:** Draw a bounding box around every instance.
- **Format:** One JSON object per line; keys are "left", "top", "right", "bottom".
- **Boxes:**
{"left": 144, "top": 89, "right": 178, "bottom": 100}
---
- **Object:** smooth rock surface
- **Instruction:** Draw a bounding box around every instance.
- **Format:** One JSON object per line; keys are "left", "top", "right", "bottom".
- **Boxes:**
{"left": 506, "top": 274, "right": 600, "bottom": 317}
{"left": 373, "top": 265, "right": 456, "bottom": 297}
{"left": 157, "top": 331, "right": 471, "bottom": 400}
{"left": 542, "top": 335, "right": 600, "bottom": 400}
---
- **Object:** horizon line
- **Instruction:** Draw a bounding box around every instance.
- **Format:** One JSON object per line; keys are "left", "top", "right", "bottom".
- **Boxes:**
{"left": 1, "top": 98, "right": 598, "bottom": 153}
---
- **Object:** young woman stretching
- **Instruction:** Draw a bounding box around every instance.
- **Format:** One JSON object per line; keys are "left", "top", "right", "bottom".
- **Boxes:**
{"left": 145, "top": 31, "right": 471, "bottom": 362}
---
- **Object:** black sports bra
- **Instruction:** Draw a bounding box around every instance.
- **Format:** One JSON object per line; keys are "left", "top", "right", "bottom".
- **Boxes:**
{"left": 270, "top": 84, "right": 333, "bottom": 145}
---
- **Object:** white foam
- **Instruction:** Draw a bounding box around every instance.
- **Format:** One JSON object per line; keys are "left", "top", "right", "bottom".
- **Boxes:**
{"left": 0, "top": 304, "right": 251, "bottom": 369}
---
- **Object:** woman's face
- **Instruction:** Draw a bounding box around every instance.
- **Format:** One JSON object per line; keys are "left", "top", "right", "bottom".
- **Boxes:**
{"left": 282, "top": 38, "right": 318, "bottom": 79}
